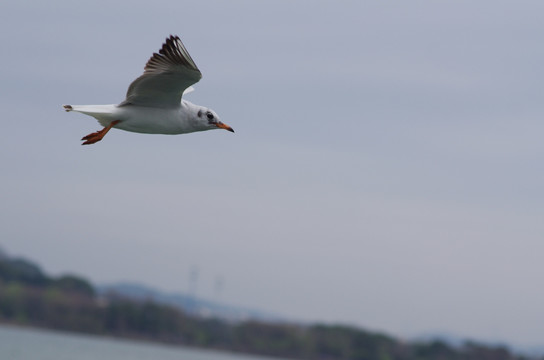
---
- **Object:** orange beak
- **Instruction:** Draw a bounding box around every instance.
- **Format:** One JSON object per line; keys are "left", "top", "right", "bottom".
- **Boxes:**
{"left": 216, "top": 122, "right": 234, "bottom": 133}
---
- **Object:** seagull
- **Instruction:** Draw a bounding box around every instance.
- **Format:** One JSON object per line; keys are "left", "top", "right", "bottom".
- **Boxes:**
{"left": 63, "top": 35, "right": 233, "bottom": 145}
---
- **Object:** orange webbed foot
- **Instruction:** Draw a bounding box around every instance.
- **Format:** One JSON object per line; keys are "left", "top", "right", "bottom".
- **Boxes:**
{"left": 81, "top": 120, "right": 120, "bottom": 145}
{"left": 81, "top": 129, "right": 107, "bottom": 145}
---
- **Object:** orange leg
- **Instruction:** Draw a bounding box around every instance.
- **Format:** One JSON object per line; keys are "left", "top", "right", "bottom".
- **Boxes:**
{"left": 81, "top": 120, "right": 121, "bottom": 145}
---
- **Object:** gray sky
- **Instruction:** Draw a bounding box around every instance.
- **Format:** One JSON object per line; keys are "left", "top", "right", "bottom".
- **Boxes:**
{"left": 1, "top": 0, "right": 544, "bottom": 348}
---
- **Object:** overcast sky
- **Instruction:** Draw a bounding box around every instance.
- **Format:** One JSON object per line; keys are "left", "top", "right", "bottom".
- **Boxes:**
{"left": 1, "top": 0, "right": 544, "bottom": 349}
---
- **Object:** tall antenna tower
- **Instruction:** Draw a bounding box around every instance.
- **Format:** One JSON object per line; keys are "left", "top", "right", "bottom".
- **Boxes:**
{"left": 189, "top": 266, "right": 199, "bottom": 302}
{"left": 214, "top": 275, "right": 224, "bottom": 301}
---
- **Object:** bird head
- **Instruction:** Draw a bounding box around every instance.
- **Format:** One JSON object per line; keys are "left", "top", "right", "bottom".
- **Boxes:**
{"left": 197, "top": 108, "right": 234, "bottom": 133}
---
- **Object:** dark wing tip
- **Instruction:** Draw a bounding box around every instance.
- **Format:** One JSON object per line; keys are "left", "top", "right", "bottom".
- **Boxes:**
{"left": 144, "top": 35, "right": 201, "bottom": 75}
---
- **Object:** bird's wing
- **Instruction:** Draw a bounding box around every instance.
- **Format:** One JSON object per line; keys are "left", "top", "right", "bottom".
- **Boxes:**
{"left": 121, "top": 35, "right": 202, "bottom": 108}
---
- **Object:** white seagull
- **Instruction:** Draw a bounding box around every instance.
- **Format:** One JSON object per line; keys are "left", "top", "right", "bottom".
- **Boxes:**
{"left": 63, "top": 35, "right": 233, "bottom": 145}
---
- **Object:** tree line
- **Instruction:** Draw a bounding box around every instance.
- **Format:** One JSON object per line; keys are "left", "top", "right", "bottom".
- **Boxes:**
{"left": 0, "top": 251, "right": 538, "bottom": 360}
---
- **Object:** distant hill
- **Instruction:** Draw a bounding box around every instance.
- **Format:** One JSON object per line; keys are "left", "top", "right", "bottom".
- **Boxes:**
{"left": 0, "top": 247, "right": 540, "bottom": 360}
{"left": 0, "top": 249, "right": 94, "bottom": 296}
{"left": 0, "top": 248, "right": 278, "bottom": 324}
{"left": 98, "top": 282, "right": 283, "bottom": 323}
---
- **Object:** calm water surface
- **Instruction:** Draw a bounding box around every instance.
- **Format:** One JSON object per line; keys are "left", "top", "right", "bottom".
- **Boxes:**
{"left": 0, "top": 325, "right": 284, "bottom": 360}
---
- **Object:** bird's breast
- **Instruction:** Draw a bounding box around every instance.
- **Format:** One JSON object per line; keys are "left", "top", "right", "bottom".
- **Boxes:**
{"left": 114, "top": 106, "right": 194, "bottom": 134}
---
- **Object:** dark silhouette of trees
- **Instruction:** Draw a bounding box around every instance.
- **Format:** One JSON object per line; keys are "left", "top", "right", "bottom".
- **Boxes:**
{"left": 0, "top": 252, "right": 539, "bottom": 360}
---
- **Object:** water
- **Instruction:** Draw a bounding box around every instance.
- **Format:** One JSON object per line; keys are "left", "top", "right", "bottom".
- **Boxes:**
{"left": 0, "top": 325, "right": 283, "bottom": 360}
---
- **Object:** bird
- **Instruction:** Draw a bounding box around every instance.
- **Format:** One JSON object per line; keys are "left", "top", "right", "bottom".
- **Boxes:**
{"left": 63, "top": 35, "right": 233, "bottom": 145}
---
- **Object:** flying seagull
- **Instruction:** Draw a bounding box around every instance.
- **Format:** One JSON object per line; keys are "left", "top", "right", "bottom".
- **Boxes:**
{"left": 63, "top": 35, "right": 233, "bottom": 145}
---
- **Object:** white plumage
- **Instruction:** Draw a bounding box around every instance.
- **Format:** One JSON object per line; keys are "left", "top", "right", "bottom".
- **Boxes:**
{"left": 64, "top": 35, "right": 233, "bottom": 145}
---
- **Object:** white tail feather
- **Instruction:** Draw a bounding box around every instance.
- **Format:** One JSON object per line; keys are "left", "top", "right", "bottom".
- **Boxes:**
{"left": 63, "top": 104, "right": 117, "bottom": 127}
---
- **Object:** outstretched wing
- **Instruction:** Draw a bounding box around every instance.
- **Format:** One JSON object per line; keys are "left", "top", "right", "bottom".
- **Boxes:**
{"left": 121, "top": 35, "right": 202, "bottom": 108}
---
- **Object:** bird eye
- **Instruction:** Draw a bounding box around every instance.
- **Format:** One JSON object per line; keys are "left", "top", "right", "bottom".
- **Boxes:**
{"left": 206, "top": 112, "right": 214, "bottom": 120}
